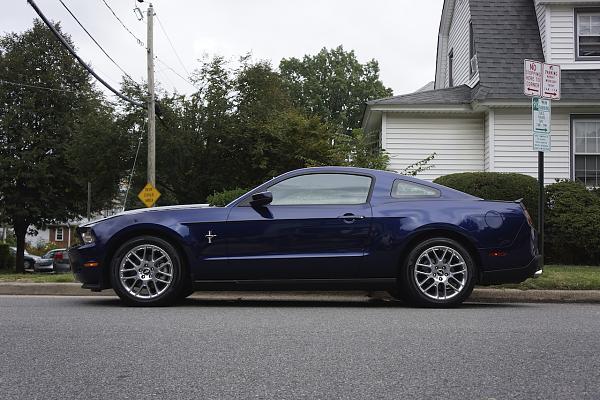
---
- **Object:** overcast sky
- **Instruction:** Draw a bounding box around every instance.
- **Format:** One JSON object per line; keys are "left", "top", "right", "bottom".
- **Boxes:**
{"left": 3, "top": 0, "right": 443, "bottom": 98}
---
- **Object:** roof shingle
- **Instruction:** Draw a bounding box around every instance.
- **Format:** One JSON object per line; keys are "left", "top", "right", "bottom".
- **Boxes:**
{"left": 370, "top": 0, "right": 600, "bottom": 105}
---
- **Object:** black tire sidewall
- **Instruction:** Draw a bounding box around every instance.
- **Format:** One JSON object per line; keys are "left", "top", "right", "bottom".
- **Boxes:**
{"left": 110, "top": 235, "right": 184, "bottom": 306}
{"left": 401, "top": 237, "right": 476, "bottom": 307}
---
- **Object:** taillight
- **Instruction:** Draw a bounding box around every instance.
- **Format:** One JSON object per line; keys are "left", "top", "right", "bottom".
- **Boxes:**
{"left": 54, "top": 252, "right": 63, "bottom": 261}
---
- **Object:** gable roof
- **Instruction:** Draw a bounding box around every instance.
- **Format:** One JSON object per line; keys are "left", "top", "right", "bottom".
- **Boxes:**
{"left": 366, "top": 85, "right": 472, "bottom": 106}
{"left": 469, "top": 0, "right": 544, "bottom": 100}
{"left": 470, "top": 0, "right": 600, "bottom": 101}
{"left": 369, "top": 0, "right": 600, "bottom": 108}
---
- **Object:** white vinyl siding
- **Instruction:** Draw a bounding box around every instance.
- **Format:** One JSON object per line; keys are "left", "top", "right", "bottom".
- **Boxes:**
{"left": 535, "top": 3, "right": 548, "bottom": 60}
{"left": 549, "top": 5, "right": 575, "bottom": 63}
{"left": 493, "top": 108, "right": 571, "bottom": 184}
{"left": 384, "top": 113, "right": 484, "bottom": 181}
{"left": 484, "top": 112, "right": 490, "bottom": 170}
{"left": 445, "top": 0, "right": 479, "bottom": 88}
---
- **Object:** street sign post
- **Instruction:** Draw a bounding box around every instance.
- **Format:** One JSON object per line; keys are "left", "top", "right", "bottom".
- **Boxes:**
{"left": 138, "top": 183, "right": 161, "bottom": 208}
{"left": 524, "top": 59, "right": 561, "bottom": 272}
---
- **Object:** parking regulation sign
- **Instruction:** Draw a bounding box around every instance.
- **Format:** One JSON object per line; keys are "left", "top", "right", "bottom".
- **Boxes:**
{"left": 524, "top": 59, "right": 542, "bottom": 97}
{"left": 542, "top": 63, "right": 561, "bottom": 100}
{"left": 532, "top": 97, "right": 551, "bottom": 152}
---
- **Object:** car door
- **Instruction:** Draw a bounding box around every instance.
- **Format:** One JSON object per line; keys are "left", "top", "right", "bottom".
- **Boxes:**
{"left": 202, "top": 173, "right": 374, "bottom": 280}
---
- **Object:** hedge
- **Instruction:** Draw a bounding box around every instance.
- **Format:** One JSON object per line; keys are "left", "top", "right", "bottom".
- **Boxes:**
{"left": 545, "top": 181, "right": 600, "bottom": 265}
{"left": 0, "top": 243, "right": 15, "bottom": 270}
{"left": 433, "top": 172, "right": 539, "bottom": 225}
{"left": 206, "top": 188, "right": 249, "bottom": 207}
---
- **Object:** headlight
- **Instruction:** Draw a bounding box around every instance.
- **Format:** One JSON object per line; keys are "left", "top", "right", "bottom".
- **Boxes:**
{"left": 80, "top": 229, "right": 95, "bottom": 244}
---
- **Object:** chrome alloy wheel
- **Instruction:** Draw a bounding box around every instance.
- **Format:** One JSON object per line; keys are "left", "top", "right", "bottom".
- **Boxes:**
{"left": 119, "top": 244, "right": 174, "bottom": 299}
{"left": 413, "top": 245, "right": 467, "bottom": 300}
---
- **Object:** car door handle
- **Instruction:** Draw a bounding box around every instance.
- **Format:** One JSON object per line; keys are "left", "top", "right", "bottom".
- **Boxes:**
{"left": 337, "top": 213, "right": 365, "bottom": 223}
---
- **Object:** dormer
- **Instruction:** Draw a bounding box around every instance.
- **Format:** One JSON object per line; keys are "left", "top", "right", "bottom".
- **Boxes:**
{"left": 535, "top": 0, "right": 600, "bottom": 69}
{"left": 434, "top": 0, "right": 480, "bottom": 90}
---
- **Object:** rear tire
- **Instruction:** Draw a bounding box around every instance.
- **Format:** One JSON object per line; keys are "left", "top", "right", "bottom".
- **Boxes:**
{"left": 110, "top": 236, "right": 186, "bottom": 306}
{"left": 396, "top": 237, "right": 476, "bottom": 307}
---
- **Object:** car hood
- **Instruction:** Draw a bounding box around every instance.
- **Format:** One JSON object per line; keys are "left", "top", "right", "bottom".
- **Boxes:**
{"left": 81, "top": 204, "right": 216, "bottom": 228}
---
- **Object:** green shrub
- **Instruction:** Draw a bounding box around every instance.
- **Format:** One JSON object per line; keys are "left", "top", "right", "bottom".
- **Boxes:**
{"left": 26, "top": 241, "right": 59, "bottom": 257}
{"left": 545, "top": 181, "right": 600, "bottom": 265}
{"left": 0, "top": 243, "right": 15, "bottom": 270}
{"left": 206, "top": 188, "right": 249, "bottom": 207}
{"left": 433, "top": 172, "right": 539, "bottom": 224}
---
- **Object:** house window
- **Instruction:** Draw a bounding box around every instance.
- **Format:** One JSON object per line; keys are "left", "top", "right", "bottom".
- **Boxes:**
{"left": 469, "top": 21, "right": 477, "bottom": 76}
{"left": 573, "top": 118, "right": 600, "bottom": 187}
{"left": 448, "top": 50, "right": 454, "bottom": 87}
{"left": 576, "top": 9, "right": 600, "bottom": 60}
{"left": 55, "top": 227, "right": 64, "bottom": 242}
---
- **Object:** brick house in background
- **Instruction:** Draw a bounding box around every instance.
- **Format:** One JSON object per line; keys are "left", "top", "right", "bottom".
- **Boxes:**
{"left": 363, "top": 0, "right": 600, "bottom": 185}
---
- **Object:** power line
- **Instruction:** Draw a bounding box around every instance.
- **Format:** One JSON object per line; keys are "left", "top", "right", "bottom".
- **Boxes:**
{"left": 155, "top": 57, "right": 197, "bottom": 90}
{"left": 58, "top": 0, "right": 135, "bottom": 82}
{"left": 100, "top": 0, "right": 145, "bottom": 48}
{"left": 26, "top": 0, "right": 144, "bottom": 107}
{"left": 0, "top": 78, "right": 79, "bottom": 94}
{"left": 155, "top": 14, "right": 190, "bottom": 77}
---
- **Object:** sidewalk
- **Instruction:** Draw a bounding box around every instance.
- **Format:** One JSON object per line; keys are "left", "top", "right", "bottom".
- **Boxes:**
{"left": 0, "top": 282, "right": 599, "bottom": 303}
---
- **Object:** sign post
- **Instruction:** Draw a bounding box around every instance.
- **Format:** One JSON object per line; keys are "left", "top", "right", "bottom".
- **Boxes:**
{"left": 524, "top": 60, "right": 561, "bottom": 271}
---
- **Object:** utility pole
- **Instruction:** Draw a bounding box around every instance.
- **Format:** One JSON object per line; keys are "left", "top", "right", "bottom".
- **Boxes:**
{"left": 87, "top": 181, "right": 91, "bottom": 221}
{"left": 147, "top": 3, "right": 156, "bottom": 187}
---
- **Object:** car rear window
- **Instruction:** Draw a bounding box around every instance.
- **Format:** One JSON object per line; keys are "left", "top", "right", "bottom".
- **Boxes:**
{"left": 391, "top": 179, "right": 440, "bottom": 198}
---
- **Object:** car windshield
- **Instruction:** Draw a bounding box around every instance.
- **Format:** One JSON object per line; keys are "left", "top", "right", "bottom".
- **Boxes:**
{"left": 43, "top": 250, "right": 55, "bottom": 258}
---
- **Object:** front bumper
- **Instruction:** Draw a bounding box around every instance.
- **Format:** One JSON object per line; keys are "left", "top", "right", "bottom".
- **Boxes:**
{"left": 69, "top": 245, "right": 105, "bottom": 291}
{"left": 479, "top": 255, "right": 542, "bottom": 285}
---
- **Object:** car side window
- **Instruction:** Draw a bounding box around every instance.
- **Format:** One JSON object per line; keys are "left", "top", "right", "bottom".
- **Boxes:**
{"left": 391, "top": 179, "right": 440, "bottom": 198}
{"left": 267, "top": 173, "right": 372, "bottom": 205}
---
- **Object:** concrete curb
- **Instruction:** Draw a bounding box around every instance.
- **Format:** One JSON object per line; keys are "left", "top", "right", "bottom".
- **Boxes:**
{"left": 0, "top": 283, "right": 599, "bottom": 303}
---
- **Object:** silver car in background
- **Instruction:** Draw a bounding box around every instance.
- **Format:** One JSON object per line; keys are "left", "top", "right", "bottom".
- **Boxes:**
{"left": 34, "top": 248, "right": 70, "bottom": 273}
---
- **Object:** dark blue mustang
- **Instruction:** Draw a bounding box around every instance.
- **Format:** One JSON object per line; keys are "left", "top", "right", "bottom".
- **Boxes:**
{"left": 69, "top": 167, "right": 541, "bottom": 306}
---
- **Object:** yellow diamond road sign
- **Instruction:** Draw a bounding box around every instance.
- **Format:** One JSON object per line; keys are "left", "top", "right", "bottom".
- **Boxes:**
{"left": 138, "top": 183, "right": 161, "bottom": 208}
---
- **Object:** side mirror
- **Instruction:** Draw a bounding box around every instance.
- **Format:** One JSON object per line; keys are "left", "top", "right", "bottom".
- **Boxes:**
{"left": 250, "top": 191, "right": 273, "bottom": 207}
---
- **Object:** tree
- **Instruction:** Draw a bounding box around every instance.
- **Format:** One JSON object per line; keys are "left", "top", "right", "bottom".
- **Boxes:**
{"left": 119, "top": 57, "right": 340, "bottom": 207}
{"left": 279, "top": 46, "right": 393, "bottom": 132}
{"left": 0, "top": 21, "right": 126, "bottom": 272}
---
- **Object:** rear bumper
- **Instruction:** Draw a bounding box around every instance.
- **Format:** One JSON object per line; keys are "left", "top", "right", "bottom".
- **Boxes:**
{"left": 479, "top": 255, "right": 542, "bottom": 285}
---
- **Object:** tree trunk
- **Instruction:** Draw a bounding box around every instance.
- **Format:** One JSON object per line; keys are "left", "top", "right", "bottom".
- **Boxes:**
{"left": 13, "top": 221, "right": 27, "bottom": 273}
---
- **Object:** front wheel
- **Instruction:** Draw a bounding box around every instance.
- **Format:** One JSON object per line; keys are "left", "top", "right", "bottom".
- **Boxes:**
{"left": 110, "top": 236, "right": 186, "bottom": 306}
{"left": 397, "top": 237, "right": 476, "bottom": 307}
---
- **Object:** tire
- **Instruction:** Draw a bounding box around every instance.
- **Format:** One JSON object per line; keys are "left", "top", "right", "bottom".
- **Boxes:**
{"left": 24, "top": 260, "right": 32, "bottom": 270}
{"left": 397, "top": 237, "right": 476, "bottom": 307}
{"left": 110, "top": 235, "right": 186, "bottom": 306}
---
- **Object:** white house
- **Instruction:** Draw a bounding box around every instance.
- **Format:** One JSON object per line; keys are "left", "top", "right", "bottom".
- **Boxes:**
{"left": 363, "top": 0, "right": 600, "bottom": 185}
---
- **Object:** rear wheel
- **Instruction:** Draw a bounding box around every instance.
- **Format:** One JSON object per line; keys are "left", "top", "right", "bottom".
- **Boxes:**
{"left": 110, "top": 236, "right": 185, "bottom": 306}
{"left": 396, "top": 237, "right": 476, "bottom": 307}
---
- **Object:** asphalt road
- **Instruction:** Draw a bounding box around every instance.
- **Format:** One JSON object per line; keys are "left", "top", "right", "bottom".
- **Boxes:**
{"left": 1, "top": 296, "right": 599, "bottom": 400}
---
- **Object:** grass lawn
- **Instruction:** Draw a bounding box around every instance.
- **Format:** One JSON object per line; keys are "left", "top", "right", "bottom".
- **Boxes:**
{"left": 0, "top": 265, "right": 599, "bottom": 289}
{"left": 0, "top": 271, "right": 76, "bottom": 283}
{"left": 492, "top": 265, "right": 600, "bottom": 290}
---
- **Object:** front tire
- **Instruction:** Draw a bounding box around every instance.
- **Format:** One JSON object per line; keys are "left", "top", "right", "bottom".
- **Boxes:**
{"left": 110, "top": 236, "right": 186, "bottom": 306}
{"left": 397, "top": 237, "right": 476, "bottom": 307}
